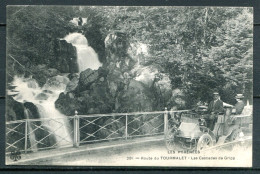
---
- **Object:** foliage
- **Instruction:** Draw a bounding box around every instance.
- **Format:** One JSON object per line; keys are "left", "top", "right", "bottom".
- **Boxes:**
{"left": 108, "top": 7, "right": 253, "bottom": 106}
{"left": 7, "top": 6, "right": 253, "bottom": 108}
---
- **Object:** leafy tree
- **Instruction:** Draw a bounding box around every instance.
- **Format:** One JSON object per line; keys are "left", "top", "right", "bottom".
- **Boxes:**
{"left": 7, "top": 6, "right": 253, "bottom": 108}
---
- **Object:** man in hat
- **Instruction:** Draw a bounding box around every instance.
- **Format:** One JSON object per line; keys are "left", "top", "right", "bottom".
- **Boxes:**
{"left": 234, "top": 94, "right": 245, "bottom": 115}
{"left": 208, "top": 92, "right": 224, "bottom": 114}
{"left": 206, "top": 91, "right": 224, "bottom": 130}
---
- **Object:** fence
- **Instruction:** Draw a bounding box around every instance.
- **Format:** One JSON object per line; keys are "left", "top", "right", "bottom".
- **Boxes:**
{"left": 6, "top": 109, "right": 190, "bottom": 154}
{"left": 200, "top": 136, "right": 252, "bottom": 152}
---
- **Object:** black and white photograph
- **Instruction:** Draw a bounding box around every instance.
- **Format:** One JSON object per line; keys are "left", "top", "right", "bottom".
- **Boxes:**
{"left": 5, "top": 6, "right": 253, "bottom": 167}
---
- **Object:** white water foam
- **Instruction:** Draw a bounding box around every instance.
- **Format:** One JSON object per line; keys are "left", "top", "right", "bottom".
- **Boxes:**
{"left": 8, "top": 76, "right": 72, "bottom": 147}
{"left": 64, "top": 32, "right": 102, "bottom": 71}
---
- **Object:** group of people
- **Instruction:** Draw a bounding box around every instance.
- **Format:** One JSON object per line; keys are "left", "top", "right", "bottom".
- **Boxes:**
{"left": 206, "top": 91, "right": 245, "bottom": 130}
{"left": 168, "top": 91, "right": 246, "bottom": 131}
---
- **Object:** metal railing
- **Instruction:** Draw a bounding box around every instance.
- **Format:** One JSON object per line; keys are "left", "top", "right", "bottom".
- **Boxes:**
{"left": 6, "top": 108, "right": 190, "bottom": 154}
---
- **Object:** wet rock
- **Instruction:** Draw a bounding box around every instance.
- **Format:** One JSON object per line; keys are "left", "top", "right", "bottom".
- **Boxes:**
{"left": 31, "top": 65, "right": 61, "bottom": 87}
{"left": 78, "top": 69, "right": 99, "bottom": 91}
{"left": 24, "top": 102, "right": 40, "bottom": 119}
{"left": 52, "top": 39, "right": 78, "bottom": 73}
{"left": 79, "top": 90, "right": 90, "bottom": 98}
{"left": 44, "top": 75, "right": 70, "bottom": 90}
{"left": 27, "top": 78, "right": 39, "bottom": 89}
{"left": 97, "top": 67, "right": 108, "bottom": 78}
{"left": 66, "top": 76, "right": 79, "bottom": 92}
{"left": 47, "top": 68, "right": 59, "bottom": 77}
{"left": 67, "top": 73, "right": 79, "bottom": 80}
{"left": 55, "top": 92, "right": 81, "bottom": 116}
{"left": 83, "top": 25, "right": 106, "bottom": 64}
{"left": 6, "top": 96, "right": 25, "bottom": 121}
{"left": 42, "top": 89, "right": 53, "bottom": 94}
{"left": 35, "top": 93, "right": 49, "bottom": 100}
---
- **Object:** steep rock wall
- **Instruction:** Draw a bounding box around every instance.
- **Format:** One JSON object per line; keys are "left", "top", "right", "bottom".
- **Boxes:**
{"left": 52, "top": 39, "right": 78, "bottom": 73}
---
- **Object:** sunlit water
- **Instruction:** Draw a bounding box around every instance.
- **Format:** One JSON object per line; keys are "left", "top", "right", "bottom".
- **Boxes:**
{"left": 8, "top": 76, "right": 73, "bottom": 147}
{"left": 64, "top": 32, "right": 102, "bottom": 71}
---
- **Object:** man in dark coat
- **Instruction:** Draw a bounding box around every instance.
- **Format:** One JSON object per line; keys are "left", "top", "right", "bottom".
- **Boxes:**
{"left": 206, "top": 92, "right": 224, "bottom": 130}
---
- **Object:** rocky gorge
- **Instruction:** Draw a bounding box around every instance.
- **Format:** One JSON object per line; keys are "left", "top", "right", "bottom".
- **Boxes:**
{"left": 6, "top": 29, "right": 182, "bottom": 152}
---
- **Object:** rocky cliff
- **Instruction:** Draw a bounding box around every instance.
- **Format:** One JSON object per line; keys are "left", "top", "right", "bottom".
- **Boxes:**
{"left": 52, "top": 39, "right": 78, "bottom": 73}
{"left": 54, "top": 31, "right": 166, "bottom": 140}
{"left": 55, "top": 31, "right": 155, "bottom": 115}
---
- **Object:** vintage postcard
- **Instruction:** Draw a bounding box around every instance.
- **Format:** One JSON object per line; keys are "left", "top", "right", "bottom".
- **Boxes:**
{"left": 6, "top": 6, "right": 253, "bottom": 167}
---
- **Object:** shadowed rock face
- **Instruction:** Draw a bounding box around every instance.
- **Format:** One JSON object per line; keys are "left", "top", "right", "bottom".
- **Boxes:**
{"left": 30, "top": 65, "right": 60, "bottom": 87}
{"left": 78, "top": 69, "right": 99, "bottom": 91}
{"left": 66, "top": 76, "right": 79, "bottom": 92}
{"left": 83, "top": 26, "right": 106, "bottom": 64}
{"left": 55, "top": 32, "right": 154, "bottom": 116}
{"left": 7, "top": 31, "right": 170, "bottom": 148}
{"left": 54, "top": 31, "right": 167, "bottom": 140}
{"left": 6, "top": 96, "right": 25, "bottom": 121}
{"left": 6, "top": 97, "right": 41, "bottom": 121}
{"left": 52, "top": 39, "right": 78, "bottom": 73}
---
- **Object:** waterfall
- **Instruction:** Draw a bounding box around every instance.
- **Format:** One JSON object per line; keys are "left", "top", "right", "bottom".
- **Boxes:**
{"left": 64, "top": 32, "right": 102, "bottom": 72}
{"left": 8, "top": 76, "right": 72, "bottom": 149}
{"left": 24, "top": 108, "right": 38, "bottom": 152}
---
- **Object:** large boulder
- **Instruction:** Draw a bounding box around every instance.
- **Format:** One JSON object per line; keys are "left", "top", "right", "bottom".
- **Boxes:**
{"left": 54, "top": 31, "right": 170, "bottom": 141}
{"left": 115, "top": 79, "right": 153, "bottom": 113}
{"left": 66, "top": 76, "right": 79, "bottom": 92}
{"left": 78, "top": 69, "right": 99, "bottom": 91}
{"left": 6, "top": 97, "right": 40, "bottom": 121}
{"left": 31, "top": 64, "right": 60, "bottom": 87}
{"left": 55, "top": 92, "right": 82, "bottom": 116}
{"left": 43, "top": 75, "right": 70, "bottom": 91}
{"left": 35, "top": 93, "right": 49, "bottom": 100}
{"left": 24, "top": 102, "right": 41, "bottom": 119}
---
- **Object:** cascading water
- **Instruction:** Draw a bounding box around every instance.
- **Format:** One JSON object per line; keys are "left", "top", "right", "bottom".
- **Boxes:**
{"left": 24, "top": 108, "right": 38, "bottom": 152}
{"left": 64, "top": 32, "right": 102, "bottom": 71}
{"left": 8, "top": 33, "right": 101, "bottom": 150}
{"left": 8, "top": 76, "right": 72, "bottom": 149}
